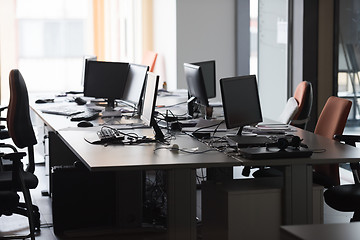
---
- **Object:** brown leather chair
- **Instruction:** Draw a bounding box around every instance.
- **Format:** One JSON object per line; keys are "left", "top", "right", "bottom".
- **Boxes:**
{"left": 312, "top": 96, "right": 352, "bottom": 187}
{"left": 252, "top": 96, "right": 351, "bottom": 186}
{"left": 0, "top": 69, "right": 40, "bottom": 239}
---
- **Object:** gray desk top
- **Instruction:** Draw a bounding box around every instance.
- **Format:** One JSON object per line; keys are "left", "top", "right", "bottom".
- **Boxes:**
{"left": 281, "top": 222, "right": 360, "bottom": 240}
{"left": 58, "top": 128, "right": 239, "bottom": 171}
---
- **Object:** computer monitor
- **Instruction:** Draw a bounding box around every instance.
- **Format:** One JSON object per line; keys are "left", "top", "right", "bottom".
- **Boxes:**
{"left": 122, "top": 63, "right": 149, "bottom": 114}
{"left": 141, "top": 72, "right": 164, "bottom": 141}
{"left": 192, "top": 60, "right": 216, "bottom": 99}
{"left": 220, "top": 75, "right": 263, "bottom": 136}
{"left": 81, "top": 55, "right": 97, "bottom": 87}
{"left": 184, "top": 63, "right": 209, "bottom": 107}
{"left": 83, "top": 60, "right": 129, "bottom": 108}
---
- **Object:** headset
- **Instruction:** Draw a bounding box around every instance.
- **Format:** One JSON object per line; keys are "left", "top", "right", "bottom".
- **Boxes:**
{"left": 265, "top": 135, "right": 302, "bottom": 150}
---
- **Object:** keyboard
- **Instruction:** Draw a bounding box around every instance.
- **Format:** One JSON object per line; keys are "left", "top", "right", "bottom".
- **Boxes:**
{"left": 70, "top": 110, "right": 100, "bottom": 121}
{"left": 41, "top": 106, "right": 85, "bottom": 116}
{"left": 227, "top": 135, "right": 275, "bottom": 148}
{"left": 97, "top": 128, "right": 124, "bottom": 142}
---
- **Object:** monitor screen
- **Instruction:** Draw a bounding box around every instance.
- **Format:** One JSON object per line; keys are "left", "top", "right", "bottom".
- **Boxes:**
{"left": 184, "top": 63, "right": 209, "bottom": 107}
{"left": 122, "top": 63, "right": 149, "bottom": 112}
{"left": 83, "top": 60, "right": 129, "bottom": 107}
{"left": 140, "top": 72, "right": 164, "bottom": 141}
{"left": 192, "top": 60, "right": 216, "bottom": 99}
{"left": 220, "top": 75, "right": 263, "bottom": 135}
{"left": 81, "top": 55, "right": 97, "bottom": 87}
{"left": 141, "top": 72, "right": 159, "bottom": 127}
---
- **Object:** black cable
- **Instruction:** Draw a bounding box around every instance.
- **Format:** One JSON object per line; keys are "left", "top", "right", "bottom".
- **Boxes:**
{"left": 192, "top": 120, "right": 224, "bottom": 135}
{"left": 155, "top": 100, "right": 188, "bottom": 108}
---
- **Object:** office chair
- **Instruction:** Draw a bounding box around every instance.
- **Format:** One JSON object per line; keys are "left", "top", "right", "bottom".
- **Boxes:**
{"left": 250, "top": 81, "right": 313, "bottom": 178}
{"left": 277, "top": 97, "right": 299, "bottom": 124}
{"left": 323, "top": 135, "right": 360, "bottom": 222}
{"left": 0, "top": 189, "right": 20, "bottom": 216}
{"left": 312, "top": 96, "right": 352, "bottom": 187}
{"left": 0, "top": 69, "right": 41, "bottom": 239}
{"left": 290, "top": 81, "right": 313, "bottom": 130}
{"left": 141, "top": 51, "right": 158, "bottom": 72}
{"left": 252, "top": 96, "right": 351, "bottom": 185}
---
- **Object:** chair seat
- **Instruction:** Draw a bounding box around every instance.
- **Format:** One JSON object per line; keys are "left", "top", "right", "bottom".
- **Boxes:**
{"left": 0, "top": 191, "right": 19, "bottom": 215}
{"left": 324, "top": 184, "right": 360, "bottom": 212}
{"left": 0, "top": 171, "right": 38, "bottom": 189}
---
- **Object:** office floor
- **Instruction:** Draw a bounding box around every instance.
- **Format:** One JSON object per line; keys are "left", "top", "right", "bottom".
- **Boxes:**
{"left": 1, "top": 124, "right": 360, "bottom": 239}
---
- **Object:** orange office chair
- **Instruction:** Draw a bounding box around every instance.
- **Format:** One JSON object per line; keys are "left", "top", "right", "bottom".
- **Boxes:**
{"left": 0, "top": 69, "right": 41, "bottom": 239}
{"left": 312, "top": 96, "right": 352, "bottom": 187}
{"left": 252, "top": 96, "right": 351, "bottom": 183}
{"left": 141, "top": 51, "right": 158, "bottom": 72}
{"left": 290, "top": 81, "right": 313, "bottom": 129}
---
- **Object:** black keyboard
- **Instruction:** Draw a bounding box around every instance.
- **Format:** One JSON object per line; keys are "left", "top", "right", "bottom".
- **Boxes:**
{"left": 97, "top": 128, "right": 124, "bottom": 142}
{"left": 70, "top": 110, "right": 100, "bottom": 121}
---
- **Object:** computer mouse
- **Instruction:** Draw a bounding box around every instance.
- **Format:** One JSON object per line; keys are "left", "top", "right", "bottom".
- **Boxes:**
{"left": 75, "top": 97, "right": 87, "bottom": 105}
{"left": 35, "top": 99, "right": 54, "bottom": 104}
{"left": 77, "top": 120, "right": 93, "bottom": 128}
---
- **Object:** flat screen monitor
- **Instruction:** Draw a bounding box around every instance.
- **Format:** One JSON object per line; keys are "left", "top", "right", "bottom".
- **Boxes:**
{"left": 192, "top": 60, "right": 216, "bottom": 99}
{"left": 141, "top": 72, "right": 164, "bottom": 141}
{"left": 83, "top": 60, "right": 129, "bottom": 108}
{"left": 184, "top": 63, "right": 209, "bottom": 107}
{"left": 220, "top": 75, "right": 263, "bottom": 135}
{"left": 122, "top": 63, "right": 149, "bottom": 114}
{"left": 81, "top": 55, "right": 97, "bottom": 87}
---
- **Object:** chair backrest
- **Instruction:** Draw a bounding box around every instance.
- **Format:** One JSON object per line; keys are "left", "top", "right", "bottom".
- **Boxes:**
{"left": 141, "top": 51, "right": 158, "bottom": 72}
{"left": 7, "top": 70, "right": 37, "bottom": 172}
{"left": 291, "top": 81, "right": 313, "bottom": 129}
{"left": 313, "top": 96, "right": 352, "bottom": 186}
{"left": 278, "top": 97, "right": 299, "bottom": 124}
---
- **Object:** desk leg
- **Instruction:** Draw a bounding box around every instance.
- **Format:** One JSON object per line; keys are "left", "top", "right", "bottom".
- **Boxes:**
{"left": 283, "top": 165, "right": 313, "bottom": 224}
{"left": 167, "top": 168, "right": 196, "bottom": 240}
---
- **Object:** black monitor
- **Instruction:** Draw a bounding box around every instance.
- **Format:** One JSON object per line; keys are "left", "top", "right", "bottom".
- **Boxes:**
{"left": 141, "top": 72, "right": 164, "bottom": 141}
{"left": 192, "top": 60, "right": 216, "bottom": 99}
{"left": 184, "top": 63, "right": 209, "bottom": 107}
{"left": 81, "top": 55, "right": 97, "bottom": 87}
{"left": 220, "top": 75, "right": 263, "bottom": 136}
{"left": 83, "top": 60, "right": 129, "bottom": 108}
{"left": 122, "top": 63, "right": 149, "bottom": 114}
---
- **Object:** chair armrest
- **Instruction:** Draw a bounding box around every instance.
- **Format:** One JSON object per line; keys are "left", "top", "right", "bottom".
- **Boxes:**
{"left": 334, "top": 134, "right": 360, "bottom": 184}
{"left": 334, "top": 134, "right": 360, "bottom": 146}
{"left": 0, "top": 143, "right": 18, "bottom": 153}
{"left": 2, "top": 152, "right": 27, "bottom": 162}
{"left": 0, "top": 105, "right": 8, "bottom": 112}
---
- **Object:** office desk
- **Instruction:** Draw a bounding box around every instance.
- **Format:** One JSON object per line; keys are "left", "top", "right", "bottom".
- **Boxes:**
{"left": 232, "top": 127, "right": 360, "bottom": 225}
{"left": 30, "top": 97, "right": 360, "bottom": 239}
{"left": 52, "top": 128, "right": 238, "bottom": 240}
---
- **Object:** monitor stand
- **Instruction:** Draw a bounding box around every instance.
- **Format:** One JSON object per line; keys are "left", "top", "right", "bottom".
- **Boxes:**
{"left": 101, "top": 99, "right": 123, "bottom": 118}
{"left": 227, "top": 126, "right": 257, "bottom": 137}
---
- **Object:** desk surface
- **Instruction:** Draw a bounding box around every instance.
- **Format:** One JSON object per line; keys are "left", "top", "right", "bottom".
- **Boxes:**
{"left": 281, "top": 222, "right": 360, "bottom": 240}
{"left": 58, "top": 128, "right": 239, "bottom": 171}
{"left": 234, "top": 127, "right": 360, "bottom": 167}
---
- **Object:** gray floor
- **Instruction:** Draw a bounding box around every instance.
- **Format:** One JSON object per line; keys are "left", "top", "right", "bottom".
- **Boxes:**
{"left": 1, "top": 124, "right": 360, "bottom": 239}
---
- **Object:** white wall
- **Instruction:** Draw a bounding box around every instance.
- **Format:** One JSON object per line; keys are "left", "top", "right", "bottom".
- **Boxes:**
{"left": 153, "top": 0, "right": 236, "bottom": 99}
{"left": 153, "top": 0, "right": 177, "bottom": 89}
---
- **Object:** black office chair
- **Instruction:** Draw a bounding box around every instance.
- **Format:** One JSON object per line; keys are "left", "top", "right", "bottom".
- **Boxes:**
{"left": 324, "top": 135, "right": 360, "bottom": 222}
{"left": 0, "top": 189, "right": 20, "bottom": 216}
{"left": 0, "top": 69, "right": 41, "bottom": 239}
